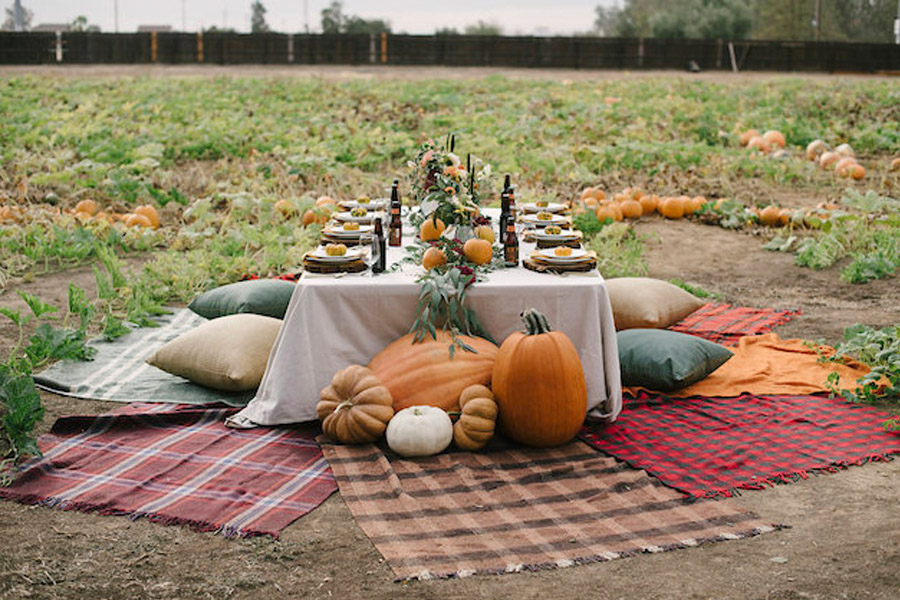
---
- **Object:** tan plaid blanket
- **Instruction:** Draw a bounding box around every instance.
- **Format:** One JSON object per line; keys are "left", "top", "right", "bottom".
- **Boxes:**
{"left": 322, "top": 439, "right": 780, "bottom": 580}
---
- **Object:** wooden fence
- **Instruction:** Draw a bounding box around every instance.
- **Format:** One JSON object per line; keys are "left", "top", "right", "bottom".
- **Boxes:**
{"left": 1, "top": 32, "right": 899, "bottom": 73}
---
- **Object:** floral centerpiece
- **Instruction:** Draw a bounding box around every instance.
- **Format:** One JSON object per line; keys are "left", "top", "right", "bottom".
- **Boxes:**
{"left": 399, "top": 134, "right": 500, "bottom": 351}
{"left": 408, "top": 134, "right": 494, "bottom": 241}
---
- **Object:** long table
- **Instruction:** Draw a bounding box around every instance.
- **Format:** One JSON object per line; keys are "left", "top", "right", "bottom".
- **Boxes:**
{"left": 226, "top": 216, "right": 622, "bottom": 429}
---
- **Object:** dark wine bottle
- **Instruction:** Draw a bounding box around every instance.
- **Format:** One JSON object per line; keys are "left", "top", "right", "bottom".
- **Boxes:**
{"left": 388, "top": 179, "right": 402, "bottom": 247}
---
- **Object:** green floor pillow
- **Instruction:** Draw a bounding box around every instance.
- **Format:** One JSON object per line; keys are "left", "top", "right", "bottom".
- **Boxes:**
{"left": 618, "top": 329, "right": 733, "bottom": 392}
{"left": 188, "top": 279, "right": 296, "bottom": 320}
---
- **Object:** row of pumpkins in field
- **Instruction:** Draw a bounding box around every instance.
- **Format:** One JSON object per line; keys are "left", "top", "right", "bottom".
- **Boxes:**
{"left": 0, "top": 198, "right": 162, "bottom": 229}
{"left": 317, "top": 309, "right": 587, "bottom": 457}
{"left": 739, "top": 128, "right": 900, "bottom": 179}
{"left": 576, "top": 186, "right": 712, "bottom": 221}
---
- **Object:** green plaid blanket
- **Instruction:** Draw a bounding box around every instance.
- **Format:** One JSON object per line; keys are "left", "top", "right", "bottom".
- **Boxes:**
{"left": 33, "top": 309, "right": 251, "bottom": 407}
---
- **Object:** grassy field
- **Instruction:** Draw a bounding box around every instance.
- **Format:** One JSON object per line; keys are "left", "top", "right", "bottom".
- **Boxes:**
{"left": 1, "top": 69, "right": 899, "bottom": 599}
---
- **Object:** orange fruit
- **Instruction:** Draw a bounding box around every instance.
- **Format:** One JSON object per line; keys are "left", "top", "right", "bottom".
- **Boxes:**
{"left": 315, "top": 195, "right": 336, "bottom": 208}
{"left": 639, "top": 194, "right": 659, "bottom": 214}
{"left": 806, "top": 140, "right": 828, "bottom": 161}
{"left": 834, "top": 157, "right": 858, "bottom": 177}
{"left": 580, "top": 187, "right": 595, "bottom": 200}
{"left": 763, "top": 130, "right": 786, "bottom": 149}
{"left": 474, "top": 225, "right": 495, "bottom": 244}
{"left": 463, "top": 238, "right": 493, "bottom": 265}
{"left": 746, "top": 136, "right": 771, "bottom": 153}
{"left": 849, "top": 164, "right": 866, "bottom": 180}
{"left": 659, "top": 197, "right": 685, "bottom": 219}
{"left": 595, "top": 205, "right": 617, "bottom": 223}
{"left": 759, "top": 205, "right": 781, "bottom": 227}
{"left": 274, "top": 199, "right": 296, "bottom": 217}
{"left": 419, "top": 216, "right": 446, "bottom": 241}
{"left": 134, "top": 205, "right": 160, "bottom": 228}
{"left": 422, "top": 246, "right": 447, "bottom": 270}
{"left": 75, "top": 199, "right": 99, "bottom": 216}
{"left": 819, "top": 151, "right": 840, "bottom": 169}
{"left": 124, "top": 213, "right": 153, "bottom": 228}
{"left": 890, "top": 157, "right": 900, "bottom": 171}
{"left": 620, "top": 199, "right": 643, "bottom": 219}
{"left": 592, "top": 188, "right": 607, "bottom": 201}
{"left": 739, "top": 129, "right": 760, "bottom": 146}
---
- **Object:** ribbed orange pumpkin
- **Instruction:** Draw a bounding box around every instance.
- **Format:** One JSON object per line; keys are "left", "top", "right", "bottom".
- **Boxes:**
{"left": 659, "top": 197, "right": 685, "bottom": 219}
{"left": 492, "top": 309, "right": 587, "bottom": 447}
{"left": 316, "top": 365, "right": 394, "bottom": 444}
{"left": 368, "top": 332, "right": 499, "bottom": 412}
{"left": 619, "top": 199, "right": 643, "bottom": 219}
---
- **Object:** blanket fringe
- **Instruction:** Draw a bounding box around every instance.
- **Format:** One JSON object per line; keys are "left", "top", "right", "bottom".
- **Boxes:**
{"left": 395, "top": 523, "right": 788, "bottom": 582}
{"left": 685, "top": 451, "right": 898, "bottom": 501}
{"left": 0, "top": 491, "right": 277, "bottom": 539}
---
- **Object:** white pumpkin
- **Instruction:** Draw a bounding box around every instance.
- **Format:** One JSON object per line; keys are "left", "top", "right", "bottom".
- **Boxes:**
{"left": 835, "top": 143, "right": 854, "bottom": 158}
{"left": 385, "top": 405, "right": 453, "bottom": 458}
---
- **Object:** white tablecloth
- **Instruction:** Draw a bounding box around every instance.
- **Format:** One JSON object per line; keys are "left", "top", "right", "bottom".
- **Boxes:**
{"left": 227, "top": 224, "right": 622, "bottom": 429}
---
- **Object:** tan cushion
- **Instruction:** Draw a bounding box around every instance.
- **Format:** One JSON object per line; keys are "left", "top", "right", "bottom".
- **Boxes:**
{"left": 606, "top": 277, "right": 705, "bottom": 330}
{"left": 146, "top": 314, "right": 281, "bottom": 391}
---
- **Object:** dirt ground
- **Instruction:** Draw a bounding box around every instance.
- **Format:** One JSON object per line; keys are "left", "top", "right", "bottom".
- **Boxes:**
{"left": 1, "top": 210, "right": 898, "bottom": 600}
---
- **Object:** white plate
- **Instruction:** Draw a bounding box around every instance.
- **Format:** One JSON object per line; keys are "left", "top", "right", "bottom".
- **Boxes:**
{"left": 323, "top": 224, "right": 375, "bottom": 237}
{"left": 333, "top": 211, "right": 380, "bottom": 223}
{"left": 521, "top": 213, "right": 569, "bottom": 227}
{"left": 338, "top": 200, "right": 387, "bottom": 211}
{"left": 306, "top": 247, "right": 365, "bottom": 262}
{"left": 521, "top": 202, "right": 567, "bottom": 214}
{"left": 534, "top": 248, "right": 590, "bottom": 264}
{"left": 533, "top": 229, "right": 579, "bottom": 242}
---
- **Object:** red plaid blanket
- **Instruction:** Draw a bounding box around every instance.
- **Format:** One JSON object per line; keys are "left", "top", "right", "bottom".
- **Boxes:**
{"left": 580, "top": 392, "right": 900, "bottom": 499}
{"left": 670, "top": 302, "right": 800, "bottom": 346}
{"left": 0, "top": 404, "right": 336, "bottom": 537}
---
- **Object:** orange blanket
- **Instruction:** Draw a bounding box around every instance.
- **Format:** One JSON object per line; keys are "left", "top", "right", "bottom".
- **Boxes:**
{"left": 625, "top": 334, "right": 871, "bottom": 398}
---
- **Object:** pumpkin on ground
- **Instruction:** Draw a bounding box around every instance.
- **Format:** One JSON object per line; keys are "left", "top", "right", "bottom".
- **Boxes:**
{"left": 746, "top": 136, "right": 771, "bottom": 153}
{"left": 124, "top": 213, "right": 153, "bottom": 228}
{"left": 492, "top": 309, "right": 587, "bottom": 447}
{"left": 368, "top": 331, "right": 498, "bottom": 412}
{"left": 739, "top": 129, "right": 760, "bottom": 146}
{"left": 134, "top": 204, "right": 160, "bottom": 228}
{"left": 453, "top": 384, "right": 498, "bottom": 451}
{"left": 763, "top": 130, "right": 786, "bottom": 148}
{"left": 806, "top": 140, "right": 828, "bottom": 161}
{"left": 819, "top": 151, "right": 840, "bottom": 169}
{"left": 759, "top": 205, "right": 782, "bottom": 227}
{"left": 658, "top": 197, "right": 685, "bottom": 219}
{"left": 386, "top": 405, "right": 453, "bottom": 457}
{"left": 316, "top": 365, "right": 394, "bottom": 444}
{"left": 74, "top": 199, "right": 99, "bottom": 216}
{"left": 619, "top": 199, "right": 643, "bottom": 219}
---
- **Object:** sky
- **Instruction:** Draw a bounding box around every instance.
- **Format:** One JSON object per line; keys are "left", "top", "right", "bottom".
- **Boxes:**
{"left": 23, "top": 1, "right": 612, "bottom": 36}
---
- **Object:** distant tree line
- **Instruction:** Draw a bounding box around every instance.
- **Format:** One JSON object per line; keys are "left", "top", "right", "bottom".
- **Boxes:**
{"left": 594, "top": 0, "right": 899, "bottom": 43}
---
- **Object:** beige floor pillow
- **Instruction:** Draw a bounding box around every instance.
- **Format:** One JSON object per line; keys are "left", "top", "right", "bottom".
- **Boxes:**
{"left": 606, "top": 277, "right": 706, "bottom": 330}
{"left": 146, "top": 313, "right": 282, "bottom": 391}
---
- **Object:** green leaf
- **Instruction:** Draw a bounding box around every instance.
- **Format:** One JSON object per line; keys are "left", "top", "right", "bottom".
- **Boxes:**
{"left": 17, "top": 292, "right": 58, "bottom": 320}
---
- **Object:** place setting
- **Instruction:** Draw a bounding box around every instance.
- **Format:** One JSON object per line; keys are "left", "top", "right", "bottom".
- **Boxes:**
{"left": 302, "top": 242, "right": 370, "bottom": 274}
{"left": 520, "top": 210, "right": 571, "bottom": 228}
{"left": 524, "top": 246, "right": 597, "bottom": 273}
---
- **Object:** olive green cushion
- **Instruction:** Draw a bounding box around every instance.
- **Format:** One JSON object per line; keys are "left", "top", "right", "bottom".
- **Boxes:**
{"left": 606, "top": 277, "right": 705, "bottom": 330}
{"left": 188, "top": 279, "right": 295, "bottom": 320}
{"left": 617, "top": 329, "right": 733, "bottom": 392}
{"left": 146, "top": 314, "right": 282, "bottom": 391}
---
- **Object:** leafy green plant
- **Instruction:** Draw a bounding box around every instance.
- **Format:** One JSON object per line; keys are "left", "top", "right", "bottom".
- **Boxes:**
{"left": 584, "top": 222, "right": 648, "bottom": 279}
{"left": 668, "top": 278, "right": 718, "bottom": 299}
{"left": 822, "top": 324, "right": 900, "bottom": 430}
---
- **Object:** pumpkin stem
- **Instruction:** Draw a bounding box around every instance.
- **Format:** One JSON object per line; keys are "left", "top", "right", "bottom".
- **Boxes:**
{"left": 520, "top": 308, "right": 552, "bottom": 335}
{"left": 333, "top": 399, "right": 354, "bottom": 414}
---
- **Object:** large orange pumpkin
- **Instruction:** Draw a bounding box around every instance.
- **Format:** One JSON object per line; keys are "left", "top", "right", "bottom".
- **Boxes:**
{"left": 368, "top": 331, "right": 499, "bottom": 412}
{"left": 659, "top": 197, "right": 685, "bottom": 219}
{"left": 492, "top": 309, "right": 587, "bottom": 447}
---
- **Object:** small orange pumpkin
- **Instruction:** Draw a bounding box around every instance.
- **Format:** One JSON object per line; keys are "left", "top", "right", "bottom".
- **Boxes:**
{"left": 493, "top": 309, "right": 587, "bottom": 448}
{"left": 134, "top": 204, "right": 160, "bottom": 228}
{"left": 763, "top": 130, "right": 786, "bottom": 148}
{"left": 74, "top": 199, "right": 99, "bottom": 216}
{"left": 419, "top": 216, "right": 446, "bottom": 241}
{"left": 422, "top": 246, "right": 447, "bottom": 270}
{"left": 747, "top": 136, "right": 771, "bottom": 153}
{"left": 659, "top": 197, "right": 685, "bottom": 219}
{"left": 759, "top": 205, "right": 781, "bottom": 227}
{"left": 739, "top": 129, "right": 760, "bottom": 146}
{"left": 463, "top": 238, "right": 493, "bottom": 265}
{"left": 316, "top": 365, "right": 394, "bottom": 444}
{"left": 453, "top": 384, "right": 498, "bottom": 451}
{"left": 619, "top": 199, "right": 643, "bottom": 219}
{"left": 124, "top": 213, "right": 153, "bottom": 228}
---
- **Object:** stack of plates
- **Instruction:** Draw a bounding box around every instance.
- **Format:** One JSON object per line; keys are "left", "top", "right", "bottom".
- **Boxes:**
{"left": 338, "top": 199, "right": 388, "bottom": 211}
{"left": 533, "top": 228, "right": 581, "bottom": 243}
{"left": 322, "top": 224, "right": 374, "bottom": 241}
{"left": 304, "top": 246, "right": 366, "bottom": 264}
{"left": 530, "top": 248, "right": 593, "bottom": 265}
{"left": 521, "top": 202, "right": 567, "bottom": 214}
{"left": 333, "top": 211, "right": 382, "bottom": 224}
{"left": 521, "top": 213, "right": 570, "bottom": 227}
